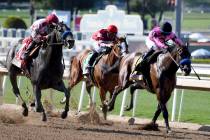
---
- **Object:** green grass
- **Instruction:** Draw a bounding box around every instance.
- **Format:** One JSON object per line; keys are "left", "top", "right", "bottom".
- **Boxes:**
{"left": 3, "top": 76, "right": 210, "bottom": 125}
{"left": 192, "top": 59, "right": 210, "bottom": 64}
{"left": 163, "top": 11, "right": 210, "bottom": 31}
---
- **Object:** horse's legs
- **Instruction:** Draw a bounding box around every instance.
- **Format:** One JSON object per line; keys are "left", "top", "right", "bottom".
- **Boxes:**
{"left": 108, "top": 77, "right": 130, "bottom": 111}
{"left": 151, "top": 104, "right": 161, "bottom": 124}
{"left": 107, "top": 85, "right": 124, "bottom": 111}
{"left": 125, "top": 83, "right": 138, "bottom": 111}
{"left": 52, "top": 81, "right": 70, "bottom": 119}
{"left": 86, "top": 81, "right": 93, "bottom": 106}
{"left": 60, "top": 66, "right": 82, "bottom": 104}
{"left": 33, "top": 85, "right": 46, "bottom": 121}
{"left": 159, "top": 102, "right": 171, "bottom": 133}
{"left": 153, "top": 93, "right": 171, "bottom": 133}
{"left": 9, "top": 72, "right": 28, "bottom": 116}
{"left": 99, "top": 88, "right": 107, "bottom": 120}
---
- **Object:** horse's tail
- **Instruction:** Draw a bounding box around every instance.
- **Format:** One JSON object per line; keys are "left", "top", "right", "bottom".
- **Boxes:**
{"left": 69, "top": 56, "right": 75, "bottom": 75}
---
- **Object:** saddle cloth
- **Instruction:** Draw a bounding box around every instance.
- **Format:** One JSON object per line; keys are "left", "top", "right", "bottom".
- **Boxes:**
{"left": 12, "top": 37, "right": 32, "bottom": 69}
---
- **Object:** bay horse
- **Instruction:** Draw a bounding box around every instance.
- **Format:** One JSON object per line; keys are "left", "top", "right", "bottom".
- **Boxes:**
{"left": 6, "top": 23, "right": 74, "bottom": 121}
{"left": 67, "top": 37, "right": 128, "bottom": 119}
{"left": 107, "top": 40, "right": 191, "bottom": 133}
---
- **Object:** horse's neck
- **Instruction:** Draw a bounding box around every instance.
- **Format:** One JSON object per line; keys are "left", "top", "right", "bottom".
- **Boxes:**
{"left": 157, "top": 51, "right": 179, "bottom": 76}
{"left": 44, "top": 32, "right": 63, "bottom": 64}
{"left": 106, "top": 48, "right": 119, "bottom": 66}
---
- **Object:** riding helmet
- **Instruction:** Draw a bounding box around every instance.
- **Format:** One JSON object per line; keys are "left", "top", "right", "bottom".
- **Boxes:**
{"left": 161, "top": 22, "right": 172, "bottom": 35}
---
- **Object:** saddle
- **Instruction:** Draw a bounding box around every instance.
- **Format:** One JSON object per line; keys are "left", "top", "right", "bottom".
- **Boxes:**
{"left": 12, "top": 37, "right": 42, "bottom": 72}
{"left": 83, "top": 52, "right": 104, "bottom": 82}
{"left": 135, "top": 50, "right": 163, "bottom": 92}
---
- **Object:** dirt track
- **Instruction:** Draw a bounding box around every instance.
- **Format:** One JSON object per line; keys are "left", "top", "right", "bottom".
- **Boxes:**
{"left": 0, "top": 105, "right": 210, "bottom": 140}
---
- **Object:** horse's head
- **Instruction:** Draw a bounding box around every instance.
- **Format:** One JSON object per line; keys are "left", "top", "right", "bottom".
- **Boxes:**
{"left": 56, "top": 22, "right": 75, "bottom": 49}
{"left": 166, "top": 40, "right": 191, "bottom": 76}
{"left": 118, "top": 36, "right": 129, "bottom": 54}
{"left": 111, "top": 36, "right": 129, "bottom": 57}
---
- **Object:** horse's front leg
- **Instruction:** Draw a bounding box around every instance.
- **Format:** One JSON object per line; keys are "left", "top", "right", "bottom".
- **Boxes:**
{"left": 108, "top": 72, "right": 131, "bottom": 111}
{"left": 9, "top": 72, "right": 28, "bottom": 117}
{"left": 107, "top": 86, "right": 123, "bottom": 111}
{"left": 98, "top": 88, "right": 108, "bottom": 120}
{"left": 160, "top": 102, "right": 171, "bottom": 133}
{"left": 33, "top": 85, "right": 47, "bottom": 121}
{"left": 52, "top": 81, "right": 70, "bottom": 119}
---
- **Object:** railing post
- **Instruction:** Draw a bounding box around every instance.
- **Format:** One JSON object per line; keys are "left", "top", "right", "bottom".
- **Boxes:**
{"left": 120, "top": 89, "right": 128, "bottom": 117}
{"left": 0, "top": 74, "right": 4, "bottom": 105}
{"left": 132, "top": 90, "right": 138, "bottom": 117}
{"left": 171, "top": 88, "right": 178, "bottom": 121}
{"left": 78, "top": 81, "right": 86, "bottom": 112}
{"left": 178, "top": 89, "right": 185, "bottom": 122}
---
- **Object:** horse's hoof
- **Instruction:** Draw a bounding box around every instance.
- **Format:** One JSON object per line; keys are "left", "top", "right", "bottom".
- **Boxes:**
{"left": 107, "top": 106, "right": 114, "bottom": 112}
{"left": 124, "top": 106, "right": 132, "bottom": 111}
{"left": 36, "top": 107, "right": 43, "bottom": 113}
{"left": 167, "top": 129, "right": 172, "bottom": 134}
{"left": 61, "top": 111, "right": 68, "bottom": 119}
{"left": 60, "top": 97, "right": 66, "bottom": 104}
{"left": 42, "top": 113, "right": 47, "bottom": 122}
{"left": 22, "top": 109, "right": 28, "bottom": 117}
{"left": 128, "top": 117, "right": 135, "bottom": 125}
{"left": 30, "top": 102, "right": 35, "bottom": 107}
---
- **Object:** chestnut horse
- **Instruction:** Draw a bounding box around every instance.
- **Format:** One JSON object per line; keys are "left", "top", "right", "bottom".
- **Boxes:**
{"left": 67, "top": 38, "right": 128, "bottom": 119}
{"left": 107, "top": 41, "right": 191, "bottom": 133}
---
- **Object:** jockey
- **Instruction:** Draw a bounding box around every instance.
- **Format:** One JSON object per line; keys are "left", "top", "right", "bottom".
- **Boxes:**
{"left": 83, "top": 24, "right": 126, "bottom": 78}
{"left": 21, "top": 13, "right": 59, "bottom": 61}
{"left": 130, "top": 21, "right": 184, "bottom": 81}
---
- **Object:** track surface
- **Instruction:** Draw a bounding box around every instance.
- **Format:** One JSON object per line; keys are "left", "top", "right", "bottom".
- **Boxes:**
{"left": 0, "top": 110, "right": 210, "bottom": 140}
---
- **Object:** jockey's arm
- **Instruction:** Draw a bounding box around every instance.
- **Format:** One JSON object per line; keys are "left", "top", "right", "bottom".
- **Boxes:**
{"left": 171, "top": 33, "right": 184, "bottom": 47}
{"left": 153, "top": 37, "right": 168, "bottom": 49}
{"left": 98, "top": 41, "right": 113, "bottom": 48}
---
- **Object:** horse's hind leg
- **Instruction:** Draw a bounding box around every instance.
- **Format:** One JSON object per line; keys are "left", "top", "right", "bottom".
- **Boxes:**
{"left": 9, "top": 72, "right": 28, "bottom": 116}
{"left": 52, "top": 81, "right": 70, "bottom": 119}
{"left": 125, "top": 84, "right": 137, "bottom": 111}
{"left": 33, "top": 85, "right": 46, "bottom": 121}
{"left": 86, "top": 81, "right": 93, "bottom": 108}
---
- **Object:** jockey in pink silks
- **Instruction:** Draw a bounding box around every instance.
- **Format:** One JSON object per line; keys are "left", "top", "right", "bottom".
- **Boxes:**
{"left": 130, "top": 21, "right": 184, "bottom": 81}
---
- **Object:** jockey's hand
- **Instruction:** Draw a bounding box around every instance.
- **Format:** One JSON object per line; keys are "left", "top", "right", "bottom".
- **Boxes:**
{"left": 41, "top": 35, "right": 48, "bottom": 41}
{"left": 162, "top": 48, "right": 168, "bottom": 53}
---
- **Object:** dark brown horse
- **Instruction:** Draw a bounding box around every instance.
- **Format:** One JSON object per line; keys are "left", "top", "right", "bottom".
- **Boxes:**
{"left": 67, "top": 38, "right": 128, "bottom": 119}
{"left": 6, "top": 23, "right": 74, "bottom": 121}
{"left": 107, "top": 41, "right": 191, "bottom": 133}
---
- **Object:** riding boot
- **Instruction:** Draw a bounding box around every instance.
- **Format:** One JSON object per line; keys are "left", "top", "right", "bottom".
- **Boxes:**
{"left": 136, "top": 48, "right": 155, "bottom": 71}
{"left": 130, "top": 48, "right": 154, "bottom": 81}
{"left": 21, "top": 41, "right": 36, "bottom": 60}
{"left": 83, "top": 52, "right": 99, "bottom": 78}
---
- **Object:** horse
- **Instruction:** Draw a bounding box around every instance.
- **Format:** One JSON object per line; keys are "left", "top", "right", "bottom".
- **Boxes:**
{"left": 6, "top": 23, "right": 74, "bottom": 121}
{"left": 67, "top": 37, "right": 128, "bottom": 119}
{"left": 107, "top": 40, "right": 191, "bottom": 133}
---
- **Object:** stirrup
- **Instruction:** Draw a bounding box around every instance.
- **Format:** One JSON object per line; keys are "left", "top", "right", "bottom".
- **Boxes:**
{"left": 130, "top": 73, "right": 143, "bottom": 81}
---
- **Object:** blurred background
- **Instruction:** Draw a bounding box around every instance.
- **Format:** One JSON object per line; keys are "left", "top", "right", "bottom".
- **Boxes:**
{"left": 0, "top": 0, "right": 210, "bottom": 58}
